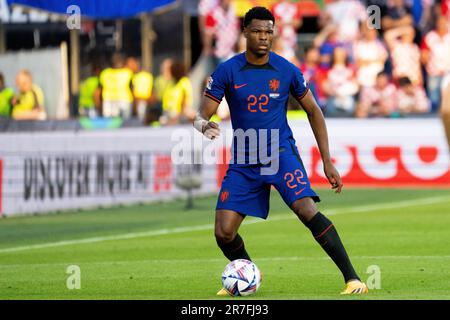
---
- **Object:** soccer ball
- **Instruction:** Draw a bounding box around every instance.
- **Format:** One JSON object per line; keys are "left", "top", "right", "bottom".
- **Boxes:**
{"left": 221, "top": 259, "right": 261, "bottom": 296}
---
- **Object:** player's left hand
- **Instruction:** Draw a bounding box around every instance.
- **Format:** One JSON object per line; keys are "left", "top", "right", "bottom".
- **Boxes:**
{"left": 323, "top": 161, "right": 343, "bottom": 193}
{"left": 203, "top": 121, "right": 221, "bottom": 140}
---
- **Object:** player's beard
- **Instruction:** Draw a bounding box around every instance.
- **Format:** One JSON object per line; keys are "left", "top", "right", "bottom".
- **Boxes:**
{"left": 251, "top": 45, "right": 270, "bottom": 57}
{"left": 256, "top": 49, "right": 269, "bottom": 56}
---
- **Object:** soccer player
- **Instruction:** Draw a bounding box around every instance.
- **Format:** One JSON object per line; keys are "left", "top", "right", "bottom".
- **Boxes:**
{"left": 193, "top": 7, "right": 368, "bottom": 295}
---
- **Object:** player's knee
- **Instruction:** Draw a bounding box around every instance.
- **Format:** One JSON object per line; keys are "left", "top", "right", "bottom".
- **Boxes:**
{"left": 215, "top": 226, "right": 236, "bottom": 244}
{"left": 292, "top": 199, "right": 318, "bottom": 223}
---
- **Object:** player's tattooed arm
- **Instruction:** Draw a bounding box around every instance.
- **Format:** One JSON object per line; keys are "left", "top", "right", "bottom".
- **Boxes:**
{"left": 298, "top": 90, "right": 343, "bottom": 193}
{"left": 193, "top": 96, "right": 221, "bottom": 140}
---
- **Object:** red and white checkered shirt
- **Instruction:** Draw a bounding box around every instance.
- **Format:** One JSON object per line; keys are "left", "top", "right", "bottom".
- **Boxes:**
{"left": 390, "top": 42, "right": 422, "bottom": 85}
{"left": 359, "top": 83, "right": 398, "bottom": 113}
{"left": 272, "top": 1, "right": 301, "bottom": 48}
{"left": 325, "top": 0, "right": 367, "bottom": 42}
{"left": 205, "top": 5, "right": 239, "bottom": 60}
{"left": 326, "top": 65, "right": 358, "bottom": 96}
{"left": 397, "top": 86, "right": 430, "bottom": 113}
{"left": 353, "top": 40, "right": 388, "bottom": 87}
{"left": 198, "top": 0, "right": 218, "bottom": 16}
{"left": 443, "top": 0, "right": 450, "bottom": 20}
{"left": 421, "top": 30, "right": 450, "bottom": 76}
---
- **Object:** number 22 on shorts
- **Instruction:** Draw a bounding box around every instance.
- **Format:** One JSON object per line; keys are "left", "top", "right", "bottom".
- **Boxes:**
{"left": 284, "top": 169, "right": 307, "bottom": 195}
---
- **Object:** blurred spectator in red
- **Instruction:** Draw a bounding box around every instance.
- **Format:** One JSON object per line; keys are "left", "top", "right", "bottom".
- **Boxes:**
{"left": 354, "top": 23, "right": 388, "bottom": 88}
{"left": 272, "top": 0, "right": 302, "bottom": 63}
{"left": 203, "top": 0, "right": 240, "bottom": 65}
{"left": 421, "top": 14, "right": 450, "bottom": 112}
{"left": 355, "top": 71, "right": 398, "bottom": 118}
{"left": 323, "top": 47, "right": 359, "bottom": 117}
{"left": 198, "top": 0, "right": 219, "bottom": 45}
{"left": 397, "top": 76, "right": 430, "bottom": 114}
{"left": 441, "top": 0, "right": 450, "bottom": 21}
{"left": 11, "top": 70, "right": 46, "bottom": 120}
{"left": 320, "top": 0, "right": 367, "bottom": 44}
{"left": 385, "top": 25, "right": 422, "bottom": 85}
{"left": 381, "top": 0, "right": 414, "bottom": 31}
{"left": 300, "top": 47, "right": 327, "bottom": 107}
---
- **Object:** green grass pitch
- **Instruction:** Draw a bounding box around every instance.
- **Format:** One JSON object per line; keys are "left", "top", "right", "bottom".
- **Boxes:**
{"left": 0, "top": 188, "right": 449, "bottom": 300}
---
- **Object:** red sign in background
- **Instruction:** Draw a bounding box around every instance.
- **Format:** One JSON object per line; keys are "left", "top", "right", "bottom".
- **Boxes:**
{"left": 216, "top": 145, "right": 450, "bottom": 188}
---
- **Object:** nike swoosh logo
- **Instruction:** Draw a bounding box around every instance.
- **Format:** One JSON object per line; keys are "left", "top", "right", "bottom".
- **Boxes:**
{"left": 295, "top": 187, "right": 306, "bottom": 196}
{"left": 234, "top": 84, "right": 248, "bottom": 89}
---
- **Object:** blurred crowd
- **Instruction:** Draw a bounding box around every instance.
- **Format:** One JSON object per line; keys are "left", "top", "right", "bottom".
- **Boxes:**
{"left": 1, "top": 0, "right": 450, "bottom": 124}
{"left": 307, "top": 0, "right": 450, "bottom": 117}
{"left": 198, "top": 0, "right": 450, "bottom": 118}
{"left": 0, "top": 54, "right": 197, "bottom": 126}
{"left": 79, "top": 53, "right": 196, "bottom": 126}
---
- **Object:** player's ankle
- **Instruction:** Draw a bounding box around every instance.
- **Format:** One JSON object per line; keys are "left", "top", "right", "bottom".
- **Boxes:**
{"left": 346, "top": 278, "right": 361, "bottom": 283}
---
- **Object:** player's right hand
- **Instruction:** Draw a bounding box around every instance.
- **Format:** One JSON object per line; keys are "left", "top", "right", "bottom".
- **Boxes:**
{"left": 203, "top": 121, "right": 221, "bottom": 140}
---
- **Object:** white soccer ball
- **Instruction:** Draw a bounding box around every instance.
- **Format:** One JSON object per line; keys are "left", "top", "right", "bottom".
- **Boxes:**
{"left": 221, "top": 259, "right": 261, "bottom": 296}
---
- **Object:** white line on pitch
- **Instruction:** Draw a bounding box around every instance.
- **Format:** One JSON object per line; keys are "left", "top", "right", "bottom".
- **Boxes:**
{"left": 0, "top": 255, "right": 449, "bottom": 269}
{"left": 0, "top": 195, "right": 449, "bottom": 254}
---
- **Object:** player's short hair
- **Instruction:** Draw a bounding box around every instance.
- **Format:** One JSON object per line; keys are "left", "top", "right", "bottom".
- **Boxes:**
{"left": 243, "top": 7, "right": 275, "bottom": 29}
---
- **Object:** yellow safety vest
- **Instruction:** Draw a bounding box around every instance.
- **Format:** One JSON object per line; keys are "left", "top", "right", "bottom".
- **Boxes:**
{"left": 0, "top": 87, "right": 14, "bottom": 117}
{"left": 162, "top": 77, "right": 193, "bottom": 114}
{"left": 132, "top": 71, "right": 153, "bottom": 100}
{"left": 79, "top": 76, "right": 99, "bottom": 109}
{"left": 12, "top": 84, "right": 44, "bottom": 118}
{"left": 154, "top": 76, "right": 174, "bottom": 101}
{"left": 99, "top": 68, "right": 133, "bottom": 102}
